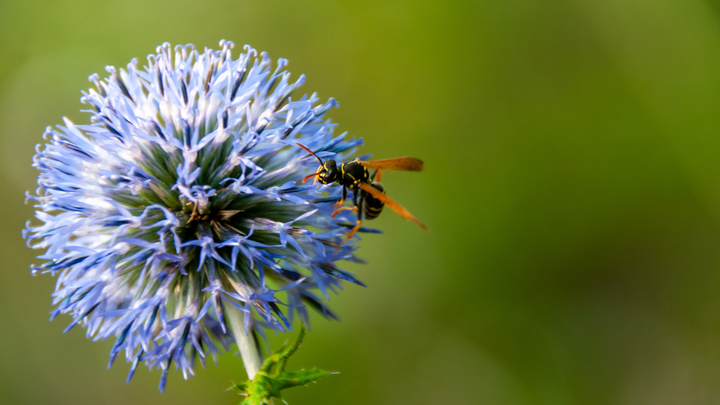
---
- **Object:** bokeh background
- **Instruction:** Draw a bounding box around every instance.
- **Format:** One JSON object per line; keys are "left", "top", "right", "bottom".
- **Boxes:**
{"left": 3, "top": 0, "right": 720, "bottom": 404}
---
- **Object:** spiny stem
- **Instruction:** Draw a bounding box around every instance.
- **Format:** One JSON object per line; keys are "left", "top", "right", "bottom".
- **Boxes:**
{"left": 226, "top": 305, "right": 261, "bottom": 379}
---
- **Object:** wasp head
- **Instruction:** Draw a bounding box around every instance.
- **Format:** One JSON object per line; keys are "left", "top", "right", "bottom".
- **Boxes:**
{"left": 297, "top": 142, "right": 340, "bottom": 185}
{"left": 317, "top": 159, "right": 339, "bottom": 184}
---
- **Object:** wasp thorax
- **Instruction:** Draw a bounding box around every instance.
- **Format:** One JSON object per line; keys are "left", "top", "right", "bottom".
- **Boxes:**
{"left": 318, "top": 159, "right": 339, "bottom": 184}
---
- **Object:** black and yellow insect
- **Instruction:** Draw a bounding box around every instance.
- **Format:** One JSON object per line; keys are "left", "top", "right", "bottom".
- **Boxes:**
{"left": 362, "top": 177, "right": 385, "bottom": 221}
{"left": 296, "top": 143, "right": 428, "bottom": 240}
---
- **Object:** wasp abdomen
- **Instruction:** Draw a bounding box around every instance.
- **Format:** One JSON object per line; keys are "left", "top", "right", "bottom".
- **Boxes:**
{"left": 364, "top": 182, "right": 385, "bottom": 220}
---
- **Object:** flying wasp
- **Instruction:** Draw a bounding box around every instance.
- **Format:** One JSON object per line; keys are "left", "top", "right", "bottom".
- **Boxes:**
{"left": 296, "top": 142, "right": 428, "bottom": 240}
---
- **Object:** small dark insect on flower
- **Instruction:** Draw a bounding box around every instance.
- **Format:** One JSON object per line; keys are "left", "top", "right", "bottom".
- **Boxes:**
{"left": 23, "top": 40, "right": 384, "bottom": 391}
{"left": 297, "top": 143, "right": 428, "bottom": 241}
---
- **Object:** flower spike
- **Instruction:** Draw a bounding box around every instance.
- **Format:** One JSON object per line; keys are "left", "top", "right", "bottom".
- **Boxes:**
{"left": 25, "top": 40, "right": 367, "bottom": 391}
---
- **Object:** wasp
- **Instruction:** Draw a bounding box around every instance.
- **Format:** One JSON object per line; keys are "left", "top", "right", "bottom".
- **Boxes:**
{"left": 296, "top": 143, "right": 428, "bottom": 240}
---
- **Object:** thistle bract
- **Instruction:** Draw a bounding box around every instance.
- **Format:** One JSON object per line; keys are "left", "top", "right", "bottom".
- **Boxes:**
{"left": 24, "top": 40, "right": 369, "bottom": 391}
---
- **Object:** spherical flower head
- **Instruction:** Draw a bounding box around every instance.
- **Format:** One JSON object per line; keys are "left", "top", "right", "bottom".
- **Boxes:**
{"left": 23, "top": 40, "right": 370, "bottom": 391}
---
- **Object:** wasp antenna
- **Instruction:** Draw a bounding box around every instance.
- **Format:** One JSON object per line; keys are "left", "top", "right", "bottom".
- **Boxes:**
{"left": 296, "top": 142, "right": 324, "bottom": 165}
{"left": 302, "top": 173, "right": 320, "bottom": 183}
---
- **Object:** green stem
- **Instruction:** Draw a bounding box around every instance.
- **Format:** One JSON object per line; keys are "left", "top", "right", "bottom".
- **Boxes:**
{"left": 226, "top": 305, "right": 261, "bottom": 379}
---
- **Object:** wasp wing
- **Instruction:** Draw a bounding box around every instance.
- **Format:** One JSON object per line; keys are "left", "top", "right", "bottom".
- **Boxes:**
{"left": 359, "top": 157, "right": 424, "bottom": 171}
{"left": 358, "top": 182, "right": 428, "bottom": 230}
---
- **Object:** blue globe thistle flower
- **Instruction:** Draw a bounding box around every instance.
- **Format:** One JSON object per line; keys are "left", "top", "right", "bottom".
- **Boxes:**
{"left": 23, "top": 40, "right": 370, "bottom": 392}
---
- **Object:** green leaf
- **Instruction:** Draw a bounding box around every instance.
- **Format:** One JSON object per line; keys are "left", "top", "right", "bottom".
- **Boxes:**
{"left": 232, "top": 324, "right": 333, "bottom": 405}
{"left": 274, "top": 369, "right": 331, "bottom": 390}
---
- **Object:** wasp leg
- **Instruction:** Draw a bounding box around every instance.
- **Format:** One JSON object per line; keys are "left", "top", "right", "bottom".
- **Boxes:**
{"left": 344, "top": 191, "right": 364, "bottom": 242}
{"left": 345, "top": 219, "right": 363, "bottom": 241}
{"left": 376, "top": 168, "right": 382, "bottom": 182}
{"left": 313, "top": 165, "right": 321, "bottom": 185}
{"left": 330, "top": 186, "right": 348, "bottom": 217}
{"left": 330, "top": 205, "right": 358, "bottom": 218}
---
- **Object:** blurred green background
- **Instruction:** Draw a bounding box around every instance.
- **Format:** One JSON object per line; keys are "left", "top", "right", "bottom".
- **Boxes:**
{"left": 3, "top": 0, "right": 720, "bottom": 404}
